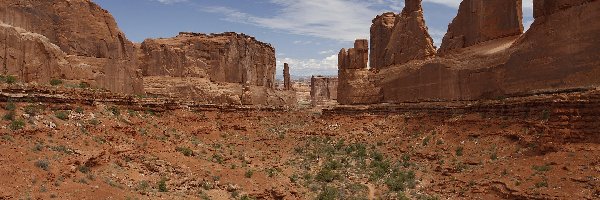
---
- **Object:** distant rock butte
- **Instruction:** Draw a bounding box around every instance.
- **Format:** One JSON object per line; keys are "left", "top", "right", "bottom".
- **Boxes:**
{"left": 139, "top": 32, "right": 276, "bottom": 88}
{"left": 337, "top": 0, "right": 600, "bottom": 104}
{"left": 0, "top": 0, "right": 142, "bottom": 94}
{"left": 310, "top": 76, "right": 338, "bottom": 103}
{"left": 438, "top": 0, "right": 523, "bottom": 55}
{"left": 283, "top": 63, "right": 292, "bottom": 91}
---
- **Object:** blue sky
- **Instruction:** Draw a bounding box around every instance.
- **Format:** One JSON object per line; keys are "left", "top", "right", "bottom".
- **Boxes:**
{"left": 94, "top": 0, "right": 534, "bottom": 78}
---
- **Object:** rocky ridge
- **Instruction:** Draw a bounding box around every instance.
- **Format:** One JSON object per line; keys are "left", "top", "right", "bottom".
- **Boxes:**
{"left": 337, "top": 0, "right": 600, "bottom": 104}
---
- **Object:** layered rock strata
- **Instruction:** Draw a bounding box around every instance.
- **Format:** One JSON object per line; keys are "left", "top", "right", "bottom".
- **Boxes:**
{"left": 0, "top": 0, "right": 142, "bottom": 94}
{"left": 139, "top": 32, "right": 276, "bottom": 88}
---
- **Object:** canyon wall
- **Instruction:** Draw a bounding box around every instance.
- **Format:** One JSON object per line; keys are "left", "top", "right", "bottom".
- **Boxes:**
{"left": 338, "top": 0, "right": 600, "bottom": 104}
{"left": 0, "top": 0, "right": 142, "bottom": 94}
{"left": 438, "top": 0, "right": 523, "bottom": 55}
{"left": 500, "top": 0, "right": 600, "bottom": 94}
{"left": 139, "top": 32, "right": 276, "bottom": 88}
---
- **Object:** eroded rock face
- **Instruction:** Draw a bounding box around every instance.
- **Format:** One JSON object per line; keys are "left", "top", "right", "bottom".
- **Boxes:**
{"left": 338, "top": 40, "right": 368, "bottom": 70}
{"left": 338, "top": 40, "right": 383, "bottom": 104}
{"left": 370, "top": 0, "right": 436, "bottom": 69}
{"left": 533, "top": 0, "right": 593, "bottom": 18}
{"left": 438, "top": 0, "right": 523, "bottom": 55}
{"left": 501, "top": 0, "right": 600, "bottom": 94}
{"left": 283, "top": 63, "right": 292, "bottom": 90}
{"left": 377, "top": 0, "right": 600, "bottom": 103}
{"left": 310, "top": 76, "right": 338, "bottom": 102}
{"left": 369, "top": 12, "right": 398, "bottom": 69}
{"left": 340, "top": 0, "right": 599, "bottom": 104}
{"left": 0, "top": 0, "right": 142, "bottom": 94}
{"left": 139, "top": 32, "right": 276, "bottom": 88}
{"left": 0, "top": 23, "right": 65, "bottom": 82}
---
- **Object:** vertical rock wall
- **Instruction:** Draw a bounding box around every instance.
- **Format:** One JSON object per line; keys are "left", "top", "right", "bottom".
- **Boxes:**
{"left": 139, "top": 32, "right": 276, "bottom": 88}
{"left": 337, "top": 40, "right": 382, "bottom": 104}
{"left": 438, "top": 0, "right": 523, "bottom": 55}
{"left": 0, "top": 0, "right": 143, "bottom": 94}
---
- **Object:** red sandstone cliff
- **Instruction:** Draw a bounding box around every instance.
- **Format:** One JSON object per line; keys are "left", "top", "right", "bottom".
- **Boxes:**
{"left": 438, "top": 0, "right": 523, "bottom": 55}
{"left": 0, "top": 0, "right": 142, "bottom": 94}
{"left": 337, "top": 40, "right": 382, "bottom": 105}
{"left": 501, "top": 0, "right": 600, "bottom": 94}
{"left": 369, "top": 0, "right": 436, "bottom": 69}
{"left": 338, "top": 0, "right": 600, "bottom": 104}
{"left": 139, "top": 32, "right": 276, "bottom": 88}
{"left": 369, "top": 12, "right": 397, "bottom": 69}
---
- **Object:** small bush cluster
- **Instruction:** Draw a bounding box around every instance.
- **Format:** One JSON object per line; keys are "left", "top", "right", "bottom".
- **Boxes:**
{"left": 50, "top": 79, "right": 63, "bottom": 86}
{"left": 35, "top": 159, "right": 50, "bottom": 171}
{"left": 0, "top": 75, "right": 17, "bottom": 84}
{"left": 175, "top": 147, "right": 193, "bottom": 157}
{"left": 55, "top": 111, "right": 69, "bottom": 120}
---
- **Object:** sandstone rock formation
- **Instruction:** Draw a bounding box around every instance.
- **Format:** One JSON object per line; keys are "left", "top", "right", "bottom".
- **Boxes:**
{"left": 139, "top": 32, "right": 276, "bottom": 88}
{"left": 283, "top": 63, "right": 292, "bottom": 90}
{"left": 533, "top": 0, "right": 593, "bottom": 18}
{"left": 379, "top": 0, "right": 436, "bottom": 68}
{"left": 369, "top": 12, "right": 398, "bottom": 69}
{"left": 0, "top": 0, "right": 142, "bottom": 94}
{"left": 438, "top": 0, "right": 523, "bottom": 55}
{"left": 339, "top": 0, "right": 600, "bottom": 104}
{"left": 338, "top": 40, "right": 382, "bottom": 104}
{"left": 310, "top": 76, "right": 338, "bottom": 103}
{"left": 500, "top": 0, "right": 600, "bottom": 94}
{"left": 338, "top": 40, "right": 368, "bottom": 70}
{"left": 138, "top": 32, "right": 291, "bottom": 106}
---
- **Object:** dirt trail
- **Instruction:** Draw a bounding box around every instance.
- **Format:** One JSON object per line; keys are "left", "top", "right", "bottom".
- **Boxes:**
{"left": 366, "top": 183, "right": 376, "bottom": 200}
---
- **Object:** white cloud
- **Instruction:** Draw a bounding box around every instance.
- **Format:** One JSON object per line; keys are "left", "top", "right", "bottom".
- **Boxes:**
{"left": 276, "top": 54, "right": 339, "bottom": 76}
{"left": 202, "top": 0, "right": 404, "bottom": 42}
{"left": 154, "top": 0, "right": 187, "bottom": 4}
{"left": 423, "top": 0, "right": 461, "bottom": 8}
{"left": 319, "top": 50, "right": 335, "bottom": 55}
